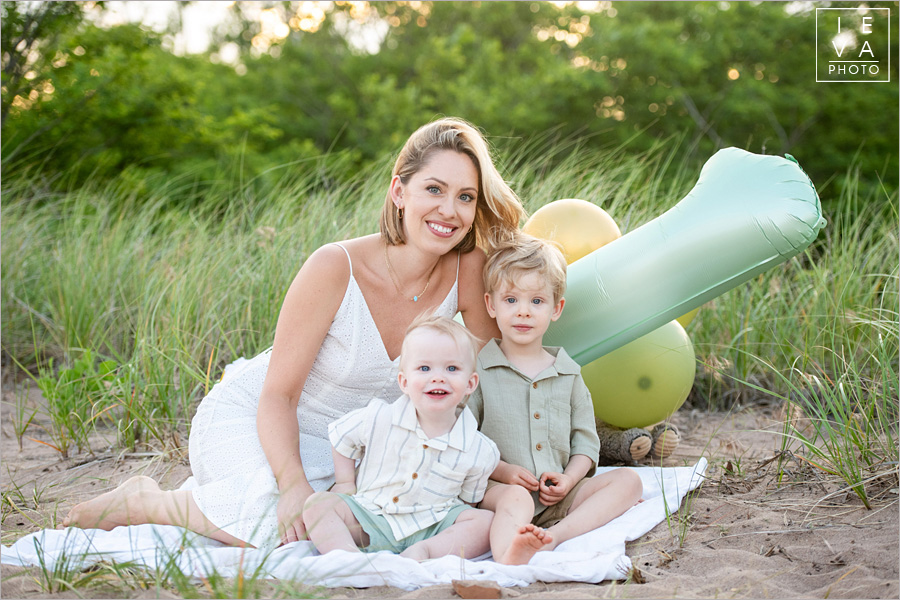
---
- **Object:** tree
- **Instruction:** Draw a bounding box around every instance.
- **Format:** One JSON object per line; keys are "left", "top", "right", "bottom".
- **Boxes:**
{"left": 3, "top": 1, "right": 895, "bottom": 202}
{"left": 1, "top": 1, "right": 89, "bottom": 129}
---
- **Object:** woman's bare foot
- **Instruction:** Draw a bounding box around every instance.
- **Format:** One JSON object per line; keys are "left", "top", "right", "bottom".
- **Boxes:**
{"left": 63, "top": 475, "right": 160, "bottom": 530}
{"left": 497, "top": 524, "right": 553, "bottom": 565}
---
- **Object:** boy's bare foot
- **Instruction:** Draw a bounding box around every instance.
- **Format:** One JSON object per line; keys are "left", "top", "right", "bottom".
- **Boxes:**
{"left": 63, "top": 475, "right": 159, "bottom": 530}
{"left": 497, "top": 524, "right": 553, "bottom": 565}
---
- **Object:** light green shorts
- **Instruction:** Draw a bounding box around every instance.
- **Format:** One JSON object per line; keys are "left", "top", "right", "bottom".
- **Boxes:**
{"left": 338, "top": 494, "right": 471, "bottom": 553}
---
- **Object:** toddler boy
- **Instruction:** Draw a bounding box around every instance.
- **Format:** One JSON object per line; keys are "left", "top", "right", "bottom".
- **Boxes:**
{"left": 303, "top": 314, "right": 499, "bottom": 560}
{"left": 468, "top": 234, "right": 643, "bottom": 565}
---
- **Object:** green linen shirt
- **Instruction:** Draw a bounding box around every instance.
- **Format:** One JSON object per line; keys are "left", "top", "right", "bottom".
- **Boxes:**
{"left": 467, "top": 339, "right": 601, "bottom": 516}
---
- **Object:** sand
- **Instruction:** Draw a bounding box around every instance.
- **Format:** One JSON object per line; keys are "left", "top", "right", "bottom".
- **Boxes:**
{"left": 2, "top": 381, "right": 897, "bottom": 599}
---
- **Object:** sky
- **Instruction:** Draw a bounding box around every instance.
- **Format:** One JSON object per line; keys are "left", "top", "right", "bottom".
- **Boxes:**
{"left": 96, "top": 1, "right": 233, "bottom": 54}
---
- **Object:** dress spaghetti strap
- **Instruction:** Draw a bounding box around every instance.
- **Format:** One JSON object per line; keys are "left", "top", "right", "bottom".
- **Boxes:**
{"left": 332, "top": 243, "right": 353, "bottom": 276}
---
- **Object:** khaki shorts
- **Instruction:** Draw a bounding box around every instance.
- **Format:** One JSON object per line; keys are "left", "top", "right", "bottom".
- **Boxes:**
{"left": 338, "top": 494, "right": 471, "bottom": 553}
{"left": 485, "top": 477, "right": 589, "bottom": 529}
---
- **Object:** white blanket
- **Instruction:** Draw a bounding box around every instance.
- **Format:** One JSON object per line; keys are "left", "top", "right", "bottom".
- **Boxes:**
{"left": 1, "top": 460, "right": 706, "bottom": 590}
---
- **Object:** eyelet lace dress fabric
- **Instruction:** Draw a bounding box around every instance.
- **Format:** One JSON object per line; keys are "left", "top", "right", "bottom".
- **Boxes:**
{"left": 188, "top": 245, "right": 459, "bottom": 547}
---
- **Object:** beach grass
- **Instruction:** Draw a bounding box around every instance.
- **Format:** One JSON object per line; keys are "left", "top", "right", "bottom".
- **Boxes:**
{"left": 2, "top": 138, "right": 897, "bottom": 561}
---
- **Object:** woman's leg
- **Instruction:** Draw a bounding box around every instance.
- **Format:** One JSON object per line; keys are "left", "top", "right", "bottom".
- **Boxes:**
{"left": 63, "top": 476, "right": 249, "bottom": 546}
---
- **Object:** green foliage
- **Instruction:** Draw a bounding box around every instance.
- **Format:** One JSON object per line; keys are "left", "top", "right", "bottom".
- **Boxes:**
{"left": 3, "top": 139, "right": 896, "bottom": 453}
{"left": 4, "top": 532, "right": 324, "bottom": 598}
{"left": 5, "top": 383, "right": 37, "bottom": 451}
{"left": 2, "top": 149, "right": 388, "bottom": 448}
{"left": 35, "top": 350, "right": 117, "bottom": 458}
{"left": 0, "top": 1, "right": 89, "bottom": 128}
{"left": 2, "top": 18, "right": 291, "bottom": 196}
{"left": 575, "top": 1, "right": 898, "bottom": 194}
{"left": 31, "top": 538, "right": 111, "bottom": 594}
{"left": 2, "top": 1, "right": 895, "bottom": 206}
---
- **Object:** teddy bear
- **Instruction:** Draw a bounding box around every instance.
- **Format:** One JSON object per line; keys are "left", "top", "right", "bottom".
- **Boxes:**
{"left": 595, "top": 420, "right": 681, "bottom": 466}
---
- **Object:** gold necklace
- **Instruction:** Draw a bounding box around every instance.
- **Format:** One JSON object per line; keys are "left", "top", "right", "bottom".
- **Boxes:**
{"left": 384, "top": 244, "right": 439, "bottom": 302}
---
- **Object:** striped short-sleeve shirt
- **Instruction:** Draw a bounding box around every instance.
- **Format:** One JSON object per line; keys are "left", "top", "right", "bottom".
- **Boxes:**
{"left": 328, "top": 394, "right": 500, "bottom": 541}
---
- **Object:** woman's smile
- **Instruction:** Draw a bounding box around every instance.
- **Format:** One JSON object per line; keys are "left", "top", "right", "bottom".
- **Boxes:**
{"left": 427, "top": 221, "right": 457, "bottom": 237}
{"left": 394, "top": 150, "right": 479, "bottom": 251}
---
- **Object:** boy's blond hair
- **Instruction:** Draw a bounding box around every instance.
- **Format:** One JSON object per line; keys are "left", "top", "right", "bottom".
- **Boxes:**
{"left": 483, "top": 234, "right": 567, "bottom": 303}
{"left": 400, "top": 313, "right": 482, "bottom": 372}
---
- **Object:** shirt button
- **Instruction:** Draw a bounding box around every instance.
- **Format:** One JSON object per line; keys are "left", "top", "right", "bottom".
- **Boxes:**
{"left": 533, "top": 412, "right": 541, "bottom": 419}
{"left": 536, "top": 443, "right": 543, "bottom": 451}
{"left": 392, "top": 496, "right": 399, "bottom": 503}
{"left": 532, "top": 382, "right": 538, "bottom": 389}
{"left": 412, "top": 472, "right": 418, "bottom": 479}
{"left": 422, "top": 444, "right": 428, "bottom": 449}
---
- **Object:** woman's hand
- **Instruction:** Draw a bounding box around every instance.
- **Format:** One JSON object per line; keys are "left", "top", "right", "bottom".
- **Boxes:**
{"left": 277, "top": 483, "right": 315, "bottom": 545}
{"left": 538, "top": 471, "right": 575, "bottom": 506}
{"left": 492, "top": 461, "right": 540, "bottom": 491}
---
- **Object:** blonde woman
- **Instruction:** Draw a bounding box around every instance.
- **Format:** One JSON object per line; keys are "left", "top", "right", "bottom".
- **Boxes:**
{"left": 64, "top": 118, "right": 526, "bottom": 548}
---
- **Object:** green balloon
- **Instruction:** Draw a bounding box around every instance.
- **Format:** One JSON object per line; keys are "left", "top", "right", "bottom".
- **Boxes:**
{"left": 544, "top": 148, "right": 825, "bottom": 366}
{"left": 582, "top": 320, "right": 696, "bottom": 429}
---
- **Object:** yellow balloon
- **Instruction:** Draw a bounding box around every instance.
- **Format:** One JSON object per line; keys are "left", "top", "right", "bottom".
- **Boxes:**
{"left": 676, "top": 307, "right": 700, "bottom": 328}
{"left": 523, "top": 199, "right": 621, "bottom": 264}
{"left": 582, "top": 320, "right": 696, "bottom": 429}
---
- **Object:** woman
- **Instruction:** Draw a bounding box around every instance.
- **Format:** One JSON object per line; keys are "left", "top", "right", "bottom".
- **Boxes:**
{"left": 63, "top": 118, "right": 526, "bottom": 548}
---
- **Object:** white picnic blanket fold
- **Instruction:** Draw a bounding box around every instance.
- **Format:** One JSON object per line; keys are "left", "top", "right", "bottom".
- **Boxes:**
{"left": 1, "top": 459, "right": 707, "bottom": 590}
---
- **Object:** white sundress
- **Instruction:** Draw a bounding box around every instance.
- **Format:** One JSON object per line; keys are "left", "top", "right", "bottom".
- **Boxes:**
{"left": 188, "top": 244, "right": 460, "bottom": 547}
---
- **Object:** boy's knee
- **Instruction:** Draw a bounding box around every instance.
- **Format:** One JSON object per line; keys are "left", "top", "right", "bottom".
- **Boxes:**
{"left": 617, "top": 468, "right": 643, "bottom": 498}
{"left": 302, "top": 491, "right": 334, "bottom": 516}
{"left": 498, "top": 483, "right": 534, "bottom": 507}
{"left": 465, "top": 508, "right": 494, "bottom": 527}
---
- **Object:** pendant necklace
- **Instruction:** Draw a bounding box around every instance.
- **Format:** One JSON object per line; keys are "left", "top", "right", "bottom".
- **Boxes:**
{"left": 384, "top": 244, "right": 439, "bottom": 302}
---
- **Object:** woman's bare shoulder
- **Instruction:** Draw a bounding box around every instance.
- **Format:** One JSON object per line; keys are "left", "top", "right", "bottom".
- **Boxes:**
{"left": 457, "top": 247, "right": 500, "bottom": 341}
{"left": 287, "top": 242, "right": 354, "bottom": 303}
{"left": 306, "top": 234, "right": 380, "bottom": 270}
{"left": 326, "top": 234, "right": 380, "bottom": 252}
{"left": 457, "top": 248, "right": 490, "bottom": 308}
{"left": 459, "top": 247, "right": 488, "bottom": 280}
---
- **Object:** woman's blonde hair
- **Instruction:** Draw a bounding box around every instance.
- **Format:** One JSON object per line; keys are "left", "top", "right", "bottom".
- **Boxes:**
{"left": 483, "top": 233, "right": 568, "bottom": 303}
{"left": 380, "top": 117, "right": 526, "bottom": 254}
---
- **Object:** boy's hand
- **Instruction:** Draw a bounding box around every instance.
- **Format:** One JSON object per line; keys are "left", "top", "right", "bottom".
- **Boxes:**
{"left": 538, "top": 472, "right": 574, "bottom": 506}
{"left": 493, "top": 461, "right": 540, "bottom": 491}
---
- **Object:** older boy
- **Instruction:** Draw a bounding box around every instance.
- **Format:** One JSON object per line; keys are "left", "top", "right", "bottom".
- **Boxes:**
{"left": 302, "top": 314, "right": 499, "bottom": 560}
{"left": 468, "top": 235, "right": 643, "bottom": 565}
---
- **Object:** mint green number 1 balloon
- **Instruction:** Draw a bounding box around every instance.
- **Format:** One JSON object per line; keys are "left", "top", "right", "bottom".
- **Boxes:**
{"left": 545, "top": 148, "right": 825, "bottom": 366}
{"left": 545, "top": 148, "right": 824, "bottom": 429}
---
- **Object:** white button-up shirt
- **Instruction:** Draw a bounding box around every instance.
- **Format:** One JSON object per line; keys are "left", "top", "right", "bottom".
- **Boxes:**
{"left": 328, "top": 394, "right": 500, "bottom": 541}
